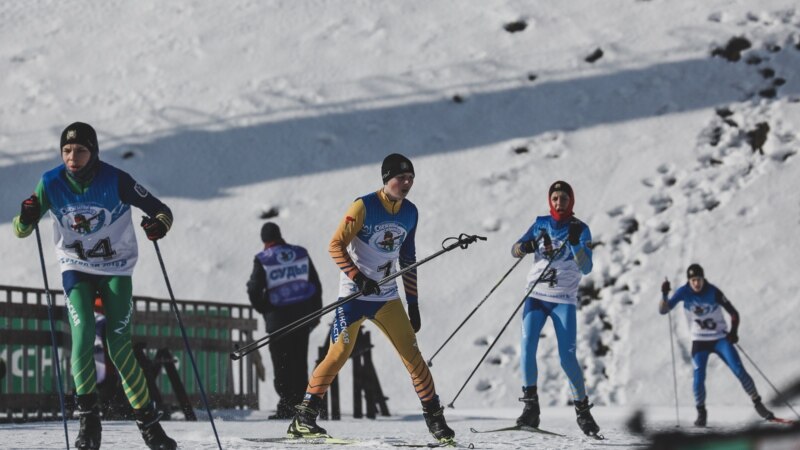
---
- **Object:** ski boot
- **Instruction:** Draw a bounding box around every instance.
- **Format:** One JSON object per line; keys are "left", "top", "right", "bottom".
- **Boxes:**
{"left": 422, "top": 396, "right": 455, "bottom": 443}
{"left": 574, "top": 398, "right": 601, "bottom": 437}
{"left": 75, "top": 393, "right": 101, "bottom": 450}
{"left": 287, "top": 395, "right": 328, "bottom": 438}
{"left": 516, "top": 386, "right": 540, "bottom": 428}
{"left": 134, "top": 402, "right": 177, "bottom": 450}
{"left": 694, "top": 405, "right": 707, "bottom": 427}
{"left": 753, "top": 396, "right": 775, "bottom": 420}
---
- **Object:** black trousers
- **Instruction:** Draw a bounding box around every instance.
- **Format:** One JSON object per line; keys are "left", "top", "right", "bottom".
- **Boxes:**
{"left": 269, "top": 328, "right": 311, "bottom": 416}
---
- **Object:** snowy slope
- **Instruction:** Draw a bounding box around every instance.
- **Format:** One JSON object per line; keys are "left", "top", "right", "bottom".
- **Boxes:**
{"left": 1, "top": 1, "right": 799, "bottom": 448}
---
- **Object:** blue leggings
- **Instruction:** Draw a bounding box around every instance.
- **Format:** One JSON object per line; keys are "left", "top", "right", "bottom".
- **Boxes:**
{"left": 520, "top": 297, "right": 586, "bottom": 401}
{"left": 692, "top": 338, "right": 757, "bottom": 407}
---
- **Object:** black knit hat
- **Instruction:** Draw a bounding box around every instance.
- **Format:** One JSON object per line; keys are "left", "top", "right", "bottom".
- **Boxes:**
{"left": 260, "top": 222, "right": 282, "bottom": 242}
{"left": 60, "top": 122, "right": 98, "bottom": 155}
{"left": 687, "top": 263, "right": 704, "bottom": 279}
{"left": 548, "top": 180, "right": 573, "bottom": 198}
{"left": 381, "top": 153, "right": 414, "bottom": 184}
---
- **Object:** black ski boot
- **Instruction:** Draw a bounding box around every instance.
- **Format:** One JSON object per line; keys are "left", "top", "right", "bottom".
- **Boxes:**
{"left": 134, "top": 402, "right": 177, "bottom": 450}
{"left": 75, "top": 393, "right": 101, "bottom": 450}
{"left": 694, "top": 405, "right": 707, "bottom": 427}
{"left": 753, "top": 396, "right": 775, "bottom": 420}
{"left": 516, "top": 386, "right": 540, "bottom": 428}
{"left": 422, "top": 396, "right": 455, "bottom": 442}
{"left": 574, "top": 398, "right": 601, "bottom": 437}
{"left": 287, "top": 395, "right": 328, "bottom": 438}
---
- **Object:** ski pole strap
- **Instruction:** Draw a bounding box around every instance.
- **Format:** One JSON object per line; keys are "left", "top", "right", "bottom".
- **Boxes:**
{"left": 441, "top": 233, "right": 486, "bottom": 250}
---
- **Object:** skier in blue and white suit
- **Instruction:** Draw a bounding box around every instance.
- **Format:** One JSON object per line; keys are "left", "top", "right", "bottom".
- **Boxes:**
{"left": 510, "top": 180, "right": 600, "bottom": 437}
{"left": 660, "top": 263, "right": 774, "bottom": 427}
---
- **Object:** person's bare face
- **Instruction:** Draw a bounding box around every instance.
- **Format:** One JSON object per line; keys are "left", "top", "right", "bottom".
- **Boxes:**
{"left": 689, "top": 276, "right": 705, "bottom": 293}
{"left": 384, "top": 173, "right": 414, "bottom": 200}
{"left": 550, "top": 191, "right": 571, "bottom": 214}
{"left": 62, "top": 144, "right": 91, "bottom": 173}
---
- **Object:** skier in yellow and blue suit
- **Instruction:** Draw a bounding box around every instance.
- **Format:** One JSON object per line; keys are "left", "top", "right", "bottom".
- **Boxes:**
{"left": 287, "top": 154, "right": 455, "bottom": 443}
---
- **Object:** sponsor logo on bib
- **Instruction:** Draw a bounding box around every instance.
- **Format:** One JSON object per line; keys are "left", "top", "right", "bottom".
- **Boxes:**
{"left": 59, "top": 204, "right": 108, "bottom": 235}
{"left": 693, "top": 304, "right": 713, "bottom": 316}
{"left": 370, "top": 222, "right": 406, "bottom": 252}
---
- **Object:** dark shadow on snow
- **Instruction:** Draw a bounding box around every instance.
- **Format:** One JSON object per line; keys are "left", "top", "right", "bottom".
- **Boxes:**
{"left": 3, "top": 54, "right": 792, "bottom": 221}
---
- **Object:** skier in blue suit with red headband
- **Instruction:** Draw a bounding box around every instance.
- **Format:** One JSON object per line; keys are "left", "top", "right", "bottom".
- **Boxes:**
{"left": 511, "top": 180, "right": 600, "bottom": 438}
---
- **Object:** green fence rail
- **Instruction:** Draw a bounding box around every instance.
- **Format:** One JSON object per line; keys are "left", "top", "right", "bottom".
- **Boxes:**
{"left": 0, "top": 285, "right": 260, "bottom": 422}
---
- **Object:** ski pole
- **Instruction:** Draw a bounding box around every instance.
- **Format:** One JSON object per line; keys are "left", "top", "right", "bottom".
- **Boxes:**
{"left": 427, "top": 256, "right": 525, "bottom": 367}
{"left": 231, "top": 233, "right": 487, "bottom": 361}
{"left": 152, "top": 240, "right": 223, "bottom": 450}
{"left": 34, "top": 224, "right": 70, "bottom": 450}
{"left": 447, "top": 240, "right": 568, "bottom": 408}
{"left": 736, "top": 343, "right": 800, "bottom": 419}
{"left": 666, "top": 287, "right": 680, "bottom": 427}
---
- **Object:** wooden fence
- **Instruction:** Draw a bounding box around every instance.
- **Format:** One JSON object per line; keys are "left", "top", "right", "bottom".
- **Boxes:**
{"left": 0, "top": 285, "right": 260, "bottom": 422}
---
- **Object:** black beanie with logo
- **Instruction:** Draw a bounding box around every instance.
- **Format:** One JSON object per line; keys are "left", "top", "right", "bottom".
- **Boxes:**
{"left": 381, "top": 153, "right": 414, "bottom": 184}
{"left": 548, "top": 180, "right": 574, "bottom": 198}
{"left": 687, "top": 263, "right": 704, "bottom": 279}
{"left": 60, "top": 122, "right": 100, "bottom": 183}
{"left": 60, "top": 122, "right": 99, "bottom": 155}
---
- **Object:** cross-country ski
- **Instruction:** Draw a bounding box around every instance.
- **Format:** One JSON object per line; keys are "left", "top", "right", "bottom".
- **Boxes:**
{"left": 242, "top": 436, "right": 472, "bottom": 448}
{"left": 469, "top": 424, "right": 564, "bottom": 437}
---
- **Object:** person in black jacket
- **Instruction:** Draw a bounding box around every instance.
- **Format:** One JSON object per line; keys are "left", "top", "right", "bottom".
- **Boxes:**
{"left": 247, "top": 222, "right": 323, "bottom": 419}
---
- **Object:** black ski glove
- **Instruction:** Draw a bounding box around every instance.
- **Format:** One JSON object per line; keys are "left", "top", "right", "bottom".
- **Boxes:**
{"left": 568, "top": 220, "right": 582, "bottom": 245}
{"left": 353, "top": 272, "right": 381, "bottom": 296}
{"left": 19, "top": 195, "right": 41, "bottom": 226}
{"left": 661, "top": 279, "right": 671, "bottom": 299}
{"left": 727, "top": 330, "right": 739, "bottom": 344}
{"left": 542, "top": 231, "right": 553, "bottom": 250}
{"left": 140, "top": 214, "right": 170, "bottom": 241}
{"left": 519, "top": 240, "right": 537, "bottom": 254}
{"left": 408, "top": 303, "right": 421, "bottom": 333}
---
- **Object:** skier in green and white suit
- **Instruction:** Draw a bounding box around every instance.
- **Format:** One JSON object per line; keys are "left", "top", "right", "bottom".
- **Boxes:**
{"left": 13, "top": 122, "right": 177, "bottom": 450}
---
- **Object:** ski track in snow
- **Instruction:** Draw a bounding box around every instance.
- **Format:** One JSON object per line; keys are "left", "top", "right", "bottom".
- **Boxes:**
{"left": 2, "top": 406, "right": 791, "bottom": 449}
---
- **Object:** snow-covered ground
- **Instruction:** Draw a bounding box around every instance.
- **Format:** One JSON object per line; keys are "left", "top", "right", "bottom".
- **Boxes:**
{"left": 2, "top": 0, "right": 800, "bottom": 448}
{"left": 3, "top": 406, "right": 796, "bottom": 450}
